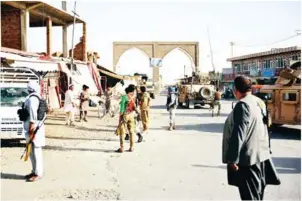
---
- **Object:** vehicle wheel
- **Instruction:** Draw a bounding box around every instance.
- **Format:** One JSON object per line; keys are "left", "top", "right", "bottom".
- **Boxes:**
{"left": 98, "top": 102, "right": 106, "bottom": 119}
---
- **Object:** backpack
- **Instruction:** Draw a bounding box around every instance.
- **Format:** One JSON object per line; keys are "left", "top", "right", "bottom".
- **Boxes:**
{"left": 30, "top": 94, "right": 48, "bottom": 120}
{"left": 18, "top": 95, "right": 48, "bottom": 121}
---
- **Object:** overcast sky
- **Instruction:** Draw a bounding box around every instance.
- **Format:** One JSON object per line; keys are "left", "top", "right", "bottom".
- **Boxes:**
{"left": 28, "top": 1, "right": 301, "bottom": 84}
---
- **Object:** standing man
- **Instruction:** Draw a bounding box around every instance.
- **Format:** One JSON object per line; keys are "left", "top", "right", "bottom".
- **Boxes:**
{"left": 23, "top": 81, "right": 46, "bottom": 182}
{"left": 214, "top": 88, "right": 222, "bottom": 116}
{"left": 166, "top": 86, "right": 178, "bottom": 131}
{"left": 79, "top": 85, "right": 90, "bottom": 122}
{"left": 64, "top": 84, "right": 76, "bottom": 126}
{"left": 222, "top": 76, "right": 279, "bottom": 200}
{"left": 116, "top": 86, "right": 137, "bottom": 153}
{"left": 139, "top": 86, "right": 151, "bottom": 134}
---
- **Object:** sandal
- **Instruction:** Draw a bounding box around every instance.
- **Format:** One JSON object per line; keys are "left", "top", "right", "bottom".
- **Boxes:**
{"left": 115, "top": 148, "right": 123, "bottom": 153}
{"left": 128, "top": 148, "right": 134, "bottom": 152}
{"left": 24, "top": 173, "right": 35, "bottom": 179}
{"left": 27, "top": 175, "right": 42, "bottom": 182}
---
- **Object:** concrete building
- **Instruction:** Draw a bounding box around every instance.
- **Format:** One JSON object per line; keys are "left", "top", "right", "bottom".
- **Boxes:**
{"left": 227, "top": 46, "right": 301, "bottom": 78}
{"left": 1, "top": 1, "right": 87, "bottom": 61}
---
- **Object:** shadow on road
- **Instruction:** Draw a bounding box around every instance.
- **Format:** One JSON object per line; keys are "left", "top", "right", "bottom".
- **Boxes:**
{"left": 46, "top": 136, "right": 119, "bottom": 142}
{"left": 192, "top": 164, "right": 226, "bottom": 170}
{"left": 272, "top": 157, "right": 301, "bottom": 174}
{"left": 44, "top": 145, "right": 115, "bottom": 153}
{"left": 151, "top": 123, "right": 224, "bottom": 133}
{"left": 271, "top": 127, "right": 301, "bottom": 141}
{"left": 1, "top": 140, "right": 25, "bottom": 148}
{"left": 1, "top": 173, "right": 25, "bottom": 180}
{"left": 160, "top": 112, "right": 229, "bottom": 118}
{"left": 151, "top": 105, "right": 166, "bottom": 109}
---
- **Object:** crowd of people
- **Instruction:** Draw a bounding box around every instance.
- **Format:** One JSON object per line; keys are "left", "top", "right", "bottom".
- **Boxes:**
{"left": 19, "top": 76, "right": 280, "bottom": 201}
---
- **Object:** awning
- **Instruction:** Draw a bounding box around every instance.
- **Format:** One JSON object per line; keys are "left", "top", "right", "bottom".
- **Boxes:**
{"left": 99, "top": 68, "right": 123, "bottom": 80}
{"left": 1, "top": 51, "right": 60, "bottom": 72}
{"left": 11, "top": 60, "right": 59, "bottom": 72}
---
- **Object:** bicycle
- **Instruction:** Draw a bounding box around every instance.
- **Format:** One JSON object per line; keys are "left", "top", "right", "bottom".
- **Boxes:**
{"left": 98, "top": 95, "right": 120, "bottom": 119}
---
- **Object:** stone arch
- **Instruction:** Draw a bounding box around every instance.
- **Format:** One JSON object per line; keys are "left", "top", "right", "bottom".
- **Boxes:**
{"left": 113, "top": 42, "right": 199, "bottom": 93}
{"left": 115, "top": 47, "right": 151, "bottom": 66}
{"left": 161, "top": 47, "right": 195, "bottom": 68}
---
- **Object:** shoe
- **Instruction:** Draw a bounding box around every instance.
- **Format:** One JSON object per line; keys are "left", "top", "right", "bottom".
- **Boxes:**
{"left": 137, "top": 133, "right": 143, "bottom": 143}
{"left": 27, "top": 175, "right": 42, "bottom": 182}
{"left": 84, "top": 119, "right": 88, "bottom": 122}
{"left": 168, "top": 123, "right": 173, "bottom": 131}
{"left": 172, "top": 124, "right": 176, "bottom": 130}
{"left": 24, "top": 173, "right": 35, "bottom": 179}
{"left": 125, "top": 134, "right": 129, "bottom": 141}
{"left": 128, "top": 147, "right": 134, "bottom": 152}
{"left": 115, "top": 148, "right": 123, "bottom": 153}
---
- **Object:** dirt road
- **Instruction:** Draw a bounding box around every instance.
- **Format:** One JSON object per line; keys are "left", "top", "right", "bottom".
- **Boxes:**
{"left": 1, "top": 96, "right": 301, "bottom": 200}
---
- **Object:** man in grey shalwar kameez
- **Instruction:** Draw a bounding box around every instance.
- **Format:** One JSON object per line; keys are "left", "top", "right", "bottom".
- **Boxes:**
{"left": 23, "top": 81, "right": 46, "bottom": 182}
{"left": 222, "top": 76, "right": 273, "bottom": 200}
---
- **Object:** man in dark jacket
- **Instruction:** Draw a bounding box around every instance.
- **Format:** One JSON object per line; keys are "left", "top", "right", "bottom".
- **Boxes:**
{"left": 222, "top": 76, "right": 279, "bottom": 200}
{"left": 166, "top": 86, "right": 178, "bottom": 131}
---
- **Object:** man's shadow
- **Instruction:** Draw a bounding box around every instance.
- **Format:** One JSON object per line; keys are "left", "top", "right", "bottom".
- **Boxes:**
{"left": 1, "top": 173, "right": 25, "bottom": 180}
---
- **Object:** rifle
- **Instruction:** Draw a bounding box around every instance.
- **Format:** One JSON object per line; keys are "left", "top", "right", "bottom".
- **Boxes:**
{"left": 20, "top": 115, "right": 47, "bottom": 161}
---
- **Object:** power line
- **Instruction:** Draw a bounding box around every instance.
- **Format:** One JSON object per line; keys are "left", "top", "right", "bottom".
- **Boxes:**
{"left": 233, "top": 33, "right": 301, "bottom": 48}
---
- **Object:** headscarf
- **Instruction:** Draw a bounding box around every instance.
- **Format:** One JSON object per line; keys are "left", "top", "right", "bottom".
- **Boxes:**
{"left": 27, "top": 80, "right": 40, "bottom": 93}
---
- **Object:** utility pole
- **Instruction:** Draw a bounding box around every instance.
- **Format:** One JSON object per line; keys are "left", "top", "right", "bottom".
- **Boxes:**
{"left": 230, "top": 41, "right": 234, "bottom": 57}
{"left": 70, "top": 1, "right": 77, "bottom": 72}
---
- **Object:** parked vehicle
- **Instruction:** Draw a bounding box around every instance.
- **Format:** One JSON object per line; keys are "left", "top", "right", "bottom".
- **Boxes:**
{"left": 0, "top": 67, "right": 40, "bottom": 140}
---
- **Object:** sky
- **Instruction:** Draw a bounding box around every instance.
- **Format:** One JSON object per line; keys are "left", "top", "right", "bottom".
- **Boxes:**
{"left": 27, "top": 0, "right": 301, "bottom": 84}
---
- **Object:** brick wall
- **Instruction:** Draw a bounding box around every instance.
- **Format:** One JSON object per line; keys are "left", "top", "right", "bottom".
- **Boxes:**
{"left": 1, "top": 10, "right": 21, "bottom": 50}
{"left": 69, "top": 37, "right": 84, "bottom": 61}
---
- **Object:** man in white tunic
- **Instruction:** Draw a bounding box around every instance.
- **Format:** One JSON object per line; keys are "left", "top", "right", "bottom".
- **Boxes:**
{"left": 23, "top": 81, "right": 46, "bottom": 182}
{"left": 64, "top": 84, "right": 76, "bottom": 126}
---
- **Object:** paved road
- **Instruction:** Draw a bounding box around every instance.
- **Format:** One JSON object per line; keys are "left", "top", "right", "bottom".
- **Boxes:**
{"left": 1, "top": 95, "right": 301, "bottom": 200}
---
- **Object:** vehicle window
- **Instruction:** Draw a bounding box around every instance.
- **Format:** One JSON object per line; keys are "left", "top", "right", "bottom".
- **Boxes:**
{"left": 0, "top": 87, "right": 28, "bottom": 107}
{"left": 282, "top": 93, "right": 297, "bottom": 101}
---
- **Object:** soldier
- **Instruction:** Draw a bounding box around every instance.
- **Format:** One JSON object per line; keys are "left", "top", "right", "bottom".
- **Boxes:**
{"left": 214, "top": 88, "right": 222, "bottom": 116}
{"left": 116, "top": 85, "right": 139, "bottom": 153}
{"left": 138, "top": 86, "right": 151, "bottom": 134}
{"left": 166, "top": 86, "right": 178, "bottom": 131}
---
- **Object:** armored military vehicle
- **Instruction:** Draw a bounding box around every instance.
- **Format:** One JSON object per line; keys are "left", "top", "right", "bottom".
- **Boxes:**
{"left": 259, "top": 61, "right": 301, "bottom": 126}
{"left": 177, "top": 71, "right": 216, "bottom": 109}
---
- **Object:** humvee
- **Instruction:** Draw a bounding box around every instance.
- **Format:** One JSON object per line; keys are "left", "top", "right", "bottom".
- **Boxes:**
{"left": 260, "top": 63, "right": 301, "bottom": 126}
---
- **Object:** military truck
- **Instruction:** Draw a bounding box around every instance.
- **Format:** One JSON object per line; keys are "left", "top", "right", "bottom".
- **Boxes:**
{"left": 259, "top": 61, "right": 301, "bottom": 126}
{"left": 177, "top": 72, "right": 216, "bottom": 109}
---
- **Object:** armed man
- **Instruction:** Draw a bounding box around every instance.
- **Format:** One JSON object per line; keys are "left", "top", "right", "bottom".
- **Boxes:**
{"left": 166, "top": 86, "right": 178, "bottom": 131}
{"left": 22, "top": 81, "right": 46, "bottom": 182}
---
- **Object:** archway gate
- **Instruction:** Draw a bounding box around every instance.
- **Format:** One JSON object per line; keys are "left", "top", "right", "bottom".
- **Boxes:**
{"left": 113, "top": 41, "right": 199, "bottom": 93}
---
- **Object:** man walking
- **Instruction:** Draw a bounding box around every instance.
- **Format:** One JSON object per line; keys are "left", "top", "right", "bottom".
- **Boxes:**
{"left": 138, "top": 86, "right": 151, "bottom": 134}
{"left": 116, "top": 86, "right": 137, "bottom": 153}
{"left": 64, "top": 84, "right": 76, "bottom": 126}
{"left": 166, "top": 86, "right": 178, "bottom": 131}
{"left": 23, "top": 81, "right": 46, "bottom": 182}
{"left": 222, "top": 76, "right": 279, "bottom": 200}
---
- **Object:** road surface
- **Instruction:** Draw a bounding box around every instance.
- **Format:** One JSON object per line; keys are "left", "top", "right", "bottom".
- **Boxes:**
{"left": 1, "top": 96, "right": 301, "bottom": 200}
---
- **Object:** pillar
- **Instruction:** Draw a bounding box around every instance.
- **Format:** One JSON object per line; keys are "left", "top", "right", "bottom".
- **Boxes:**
{"left": 20, "top": 10, "right": 29, "bottom": 51}
{"left": 82, "top": 22, "right": 87, "bottom": 61}
{"left": 63, "top": 26, "right": 68, "bottom": 57}
{"left": 46, "top": 17, "right": 52, "bottom": 56}
{"left": 152, "top": 43, "right": 160, "bottom": 94}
